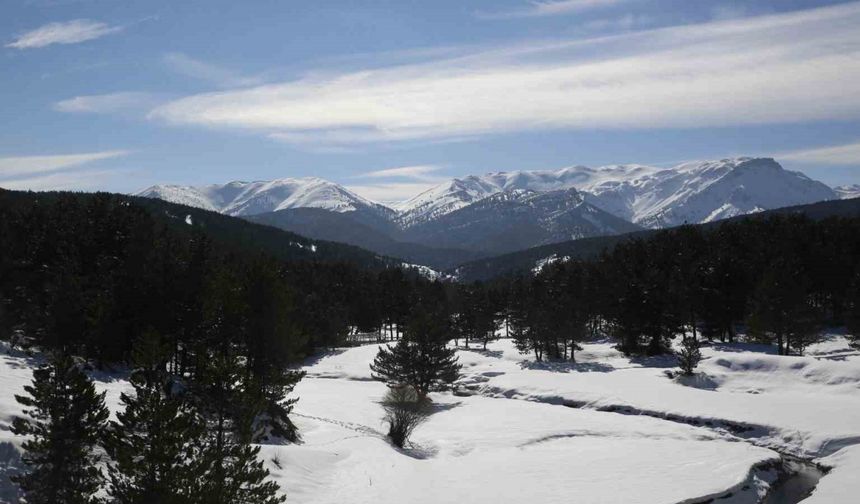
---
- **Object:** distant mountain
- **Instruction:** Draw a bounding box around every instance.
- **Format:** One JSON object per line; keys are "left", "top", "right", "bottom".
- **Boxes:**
{"left": 401, "top": 188, "right": 642, "bottom": 255}
{"left": 137, "top": 177, "right": 395, "bottom": 221}
{"left": 398, "top": 158, "right": 837, "bottom": 229}
{"left": 137, "top": 157, "right": 844, "bottom": 267}
{"left": 245, "top": 208, "right": 481, "bottom": 269}
{"left": 836, "top": 184, "right": 860, "bottom": 200}
{"left": 453, "top": 196, "right": 860, "bottom": 282}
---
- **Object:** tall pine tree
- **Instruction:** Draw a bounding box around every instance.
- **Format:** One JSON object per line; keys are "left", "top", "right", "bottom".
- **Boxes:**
{"left": 12, "top": 352, "right": 109, "bottom": 504}
{"left": 193, "top": 353, "right": 286, "bottom": 504}
{"left": 107, "top": 332, "right": 204, "bottom": 504}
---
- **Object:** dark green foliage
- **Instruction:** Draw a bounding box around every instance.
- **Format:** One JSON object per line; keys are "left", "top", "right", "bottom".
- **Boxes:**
{"left": 676, "top": 337, "right": 703, "bottom": 376}
{"left": 12, "top": 352, "right": 110, "bottom": 504}
{"left": 193, "top": 354, "right": 286, "bottom": 504}
{"left": 107, "top": 332, "right": 204, "bottom": 504}
{"left": 747, "top": 262, "right": 820, "bottom": 355}
{"left": 381, "top": 385, "right": 430, "bottom": 448}
{"left": 498, "top": 214, "right": 859, "bottom": 357}
{"left": 370, "top": 308, "right": 461, "bottom": 397}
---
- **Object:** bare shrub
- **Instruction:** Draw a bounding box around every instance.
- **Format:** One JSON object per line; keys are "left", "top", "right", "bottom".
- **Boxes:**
{"left": 382, "top": 385, "right": 430, "bottom": 448}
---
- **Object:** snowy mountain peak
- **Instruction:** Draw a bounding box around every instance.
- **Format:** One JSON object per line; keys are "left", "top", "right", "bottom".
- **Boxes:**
{"left": 137, "top": 177, "right": 390, "bottom": 218}
{"left": 397, "top": 157, "right": 838, "bottom": 229}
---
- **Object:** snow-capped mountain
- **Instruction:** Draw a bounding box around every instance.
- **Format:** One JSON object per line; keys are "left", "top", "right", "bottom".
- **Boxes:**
{"left": 401, "top": 188, "right": 642, "bottom": 254}
{"left": 398, "top": 158, "right": 837, "bottom": 229}
{"left": 137, "top": 177, "right": 394, "bottom": 220}
{"left": 835, "top": 184, "right": 860, "bottom": 200}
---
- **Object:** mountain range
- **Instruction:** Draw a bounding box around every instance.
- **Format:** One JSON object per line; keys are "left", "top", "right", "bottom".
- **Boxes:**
{"left": 137, "top": 157, "right": 845, "bottom": 268}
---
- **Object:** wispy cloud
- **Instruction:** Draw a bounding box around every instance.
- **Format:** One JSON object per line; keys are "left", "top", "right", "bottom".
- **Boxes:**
{"left": 163, "top": 52, "right": 263, "bottom": 88}
{"left": 149, "top": 2, "right": 860, "bottom": 147}
{"left": 357, "top": 165, "right": 443, "bottom": 181}
{"left": 6, "top": 19, "right": 122, "bottom": 49}
{"left": 478, "top": 0, "right": 632, "bottom": 20}
{"left": 54, "top": 92, "right": 160, "bottom": 114}
{"left": 0, "top": 150, "right": 129, "bottom": 178}
{"left": 781, "top": 140, "right": 860, "bottom": 165}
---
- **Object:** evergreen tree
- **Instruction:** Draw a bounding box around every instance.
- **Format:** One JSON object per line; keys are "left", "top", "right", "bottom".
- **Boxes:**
{"left": 747, "top": 262, "right": 819, "bottom": 355}
{"left": 107, "top": 332, "right": 204, "bottom": 504}
{"left": 370, "top": 308, "right": 461, "bottom": 397}
{"left": 12, "top": 352, "right": 109, "bottom": 504}
{"left": 194, "top": 353, "right": 286, "bottom": 504}
{"left": 676, "top": 337, "right": 703, "bottom": 376}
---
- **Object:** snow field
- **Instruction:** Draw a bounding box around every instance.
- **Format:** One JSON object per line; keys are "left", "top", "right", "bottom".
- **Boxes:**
{"left": 3, "top": 334, "right": 860, "bottom": 502}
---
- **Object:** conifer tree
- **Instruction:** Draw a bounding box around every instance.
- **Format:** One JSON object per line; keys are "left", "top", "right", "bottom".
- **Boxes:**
{"left": 370, "top": 308, "right": 460, "bottom": 397}
{"left": 107, "top": 332, "right": 204, "bottom": 504}
{"left": 194, "top": 353, "right": 286, "bottom": 504}
{"left": 12, "top": 352, "right": 109, "bottom": 504}
{"left": 676, "top": 337, "right": 703, "bottom": 376}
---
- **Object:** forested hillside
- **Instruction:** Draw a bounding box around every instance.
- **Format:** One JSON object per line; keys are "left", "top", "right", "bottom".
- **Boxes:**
{"left": 454, "top": 197, "right": 860, "bottom": 281}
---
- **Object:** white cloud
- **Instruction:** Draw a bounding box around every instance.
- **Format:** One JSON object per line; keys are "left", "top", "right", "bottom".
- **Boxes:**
{"left": 0, "top": 150, "right": 129, "bottom": 178}
{"left": 6, "top": 19, "right": 121, "bottom": 49}
{"left": 54, "top": 92, "right": 158, "bottom": 114}
{"left": 479, "top": 0, "right": 632, "bottom": 19}
{"left": 150, "top": 2, "right": 860, "bottom": 147}
{"left": 346, "top": 182, "right": 442, "bottom": 204}
{"left": 0, "top": 169, "right": 127, "bottom": 191}
{"left": 163, "top": 52, "right": 263, "bottom": 88}
{"left": 356, "top": 165, "right": 443, "bottom": 181}
{"left": 781, "top": 140, "right": 860, "bottom": 165}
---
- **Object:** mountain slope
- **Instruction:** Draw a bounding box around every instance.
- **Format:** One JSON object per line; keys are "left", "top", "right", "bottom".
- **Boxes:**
{"left": 402, "top": 188, "right": 642, "bottom": 255}
{"left": 453, "top": 196, "right": 860, "bottom": 282}
{"left": 0, "top": 189, "right": 398, "bottom": 270}
{"left": 245, "top": 208, "right": 481, "bottom": 269}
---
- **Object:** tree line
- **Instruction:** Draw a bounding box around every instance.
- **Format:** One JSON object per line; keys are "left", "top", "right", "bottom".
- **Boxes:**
{"left": 489, "top": 216, "right": 860, "bottom": 359}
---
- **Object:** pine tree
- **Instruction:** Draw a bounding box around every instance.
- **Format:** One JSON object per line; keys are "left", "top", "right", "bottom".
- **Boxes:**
{"left": 370, "top": 308, "right": 461, "bottom": 397}
{"left": 107, "top": 332, "right": 204, "bottom": 504}
{"left": 194, "top": 353, "right": 286, "bottom": 504}
{"left": 12, "top": 352, "right": 109, "bottom": 504}
{"left": 676, "top": 337, "right": 703, "bottom": 376}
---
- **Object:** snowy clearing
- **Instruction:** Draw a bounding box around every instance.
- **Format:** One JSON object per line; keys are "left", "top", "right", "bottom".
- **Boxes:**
{"left": 2, "top": 335, "right": 860, "bottom": 502}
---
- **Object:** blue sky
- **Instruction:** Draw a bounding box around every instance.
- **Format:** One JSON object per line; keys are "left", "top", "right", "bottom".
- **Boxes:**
{"left": 2, "top": 0, "right": 859, "bottom": 202}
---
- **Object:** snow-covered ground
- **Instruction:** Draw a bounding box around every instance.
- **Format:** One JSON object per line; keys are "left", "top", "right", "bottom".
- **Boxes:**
{"left": 2, "top": 334, "right": 860, "bottom": 503}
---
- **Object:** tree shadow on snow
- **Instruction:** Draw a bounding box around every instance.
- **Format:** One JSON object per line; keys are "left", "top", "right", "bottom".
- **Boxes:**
{"left": 518, "top": 360, "right": 614, "bottom": 373}
{"left": 300, "top": 348, "right": 349, "bottom": 368}
{"left": 459, "top": 347, "right": 504, "bottom": 359}
{"left": 671, "top": 372, "right": 721, "bottom": 391}
{"left": 0, "top": 442, "right": 23, "bottom": 504}
{"left": 628, "top": 354, "right": 679, "bottom": 369}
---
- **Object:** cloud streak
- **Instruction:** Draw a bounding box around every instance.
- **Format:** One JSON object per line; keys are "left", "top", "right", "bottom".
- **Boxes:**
{"left": 478, "top": 0, "right": 632, "bottom": 20}
{"left": 149, "top": 2, "right": 860, "bottom": 147}
{"left": 781, "top": 140, "right": 860, "bottom": 165}
{"left": 356, "top": 165, "right": 443, "bottom": 181}
{"left": 0, "top": 150, "right": 129, "bottom": 178}
{"left": 54, "top": 92, "right": 159, "bottom": 114}
{"left": 6, "top": 19, "right": 122, "bottom": 49}
{"left": 163, "top": 52, "right": 263, "bottom": 88}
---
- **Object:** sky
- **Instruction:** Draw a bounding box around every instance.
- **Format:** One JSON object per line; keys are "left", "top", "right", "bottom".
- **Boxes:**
{"left": 1, "top": 0, "right": 860, "bottom": 203}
